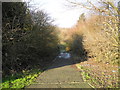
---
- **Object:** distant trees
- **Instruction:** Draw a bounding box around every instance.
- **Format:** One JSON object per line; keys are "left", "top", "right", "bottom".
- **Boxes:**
{"left": 78, "top": 13, "right": 86, "bottom": 22}
{"left": 2, "top": 2, "right": 59, "bottom": 76}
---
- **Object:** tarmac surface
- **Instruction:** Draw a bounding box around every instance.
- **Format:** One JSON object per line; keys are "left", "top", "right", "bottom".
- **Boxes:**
{"left": 27, "top": 53, "right": 91, "bottom": 88}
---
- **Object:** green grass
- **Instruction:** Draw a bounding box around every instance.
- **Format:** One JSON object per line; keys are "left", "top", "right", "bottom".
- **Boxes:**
{"left": 2, "top": 69, "right": 42, "bottom": 88}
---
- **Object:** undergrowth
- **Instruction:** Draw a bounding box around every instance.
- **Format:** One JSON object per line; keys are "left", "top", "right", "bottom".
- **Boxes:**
{"left": 76, "top": 63, "right": 119, "bottom": 88}
{"left": 2, "top": 69, "right": 42, "bottom": 88}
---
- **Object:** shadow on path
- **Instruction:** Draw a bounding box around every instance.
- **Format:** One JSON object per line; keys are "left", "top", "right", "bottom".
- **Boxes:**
{"left": 26, "top": 29, "right": 91, "bottom": 88}
{"left": 46, "top": 34, "right": 88, "bottom": 71}
{"left": 27, "top": 56, "right": 91, "bottom": 88}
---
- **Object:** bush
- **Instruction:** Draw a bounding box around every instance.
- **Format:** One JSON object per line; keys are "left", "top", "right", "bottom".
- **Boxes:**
{"left": 2, "top": 2, "right": 59, "bottom": 76}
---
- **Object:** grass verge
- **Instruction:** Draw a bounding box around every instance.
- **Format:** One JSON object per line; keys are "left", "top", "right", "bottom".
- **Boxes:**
{"left": 2, "top": 69, "right": 42, "bottom": 88}
{"left": 76, "top": 64, "right": 95, "bottom": 88}
{"left": 76, "top": 63, "right": 119, "bottom": 88}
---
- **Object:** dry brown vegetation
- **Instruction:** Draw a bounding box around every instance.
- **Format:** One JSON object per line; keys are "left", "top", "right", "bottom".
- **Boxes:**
{"left": 80, "top": 59, "right": 118, "bottom": 88}
{"left": 60, "top": 13, "right": 119, "bottom": 64}
{"left": 59, "top": 0, "right": 119, "bottom": 88}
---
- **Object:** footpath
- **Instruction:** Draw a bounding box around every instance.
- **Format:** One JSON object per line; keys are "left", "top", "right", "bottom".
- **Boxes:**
{"left": 27, "top": 55, "right": 91, "bottom": 88}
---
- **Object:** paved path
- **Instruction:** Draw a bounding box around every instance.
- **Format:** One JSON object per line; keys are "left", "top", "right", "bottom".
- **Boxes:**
{"left": 27, "top": 56, "right": 91, "bottom": 88}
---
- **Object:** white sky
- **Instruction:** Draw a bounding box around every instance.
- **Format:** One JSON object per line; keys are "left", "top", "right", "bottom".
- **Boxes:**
{"left": 24, "top": 0, "right": 119, "bottom": 28}
{"left": 24, "top": 0, "right": 89, "bottom": 28}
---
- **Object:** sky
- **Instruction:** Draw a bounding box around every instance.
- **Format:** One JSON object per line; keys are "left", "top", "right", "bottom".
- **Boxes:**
{"left": 24, "top": 0, "right": 89, "bottom": 28}
{"left": 24, "top": 0, "right": 119, "bottom": 28}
